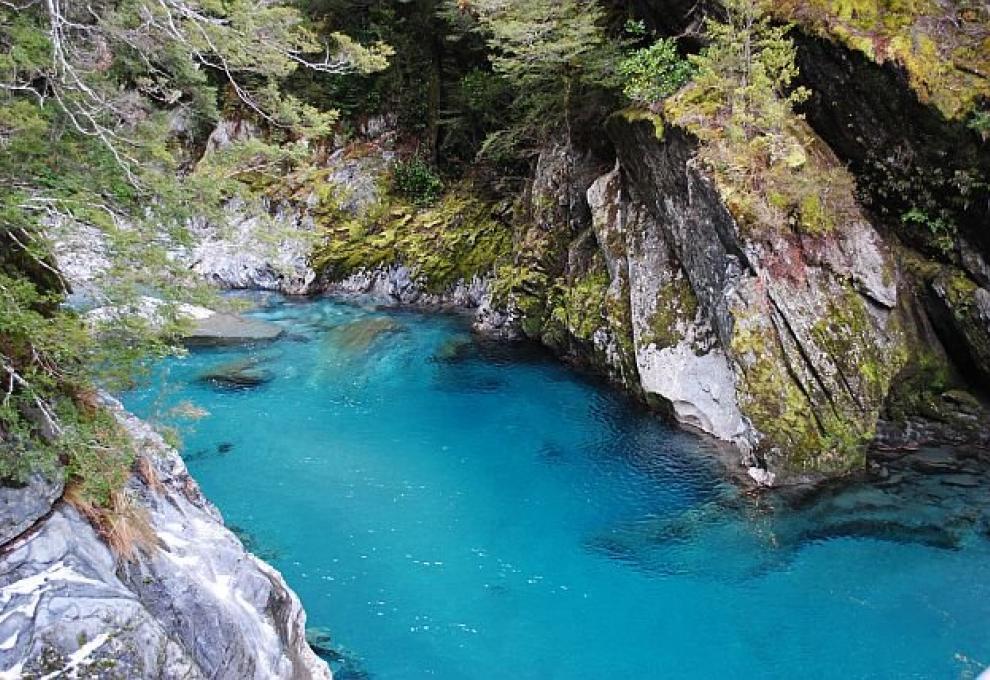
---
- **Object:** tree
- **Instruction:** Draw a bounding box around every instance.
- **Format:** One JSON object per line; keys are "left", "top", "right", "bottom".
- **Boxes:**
{"left": 618, "top": 37, "right": 695, "bottom": 105}
{"left": 0, "top": 0, "right": 390, "bottom": 503}
{"left": 663, "top": 0, "right": 852, "bottom": 235}
{"left": 442, "top": 0, "right": 619, "bottom": 160}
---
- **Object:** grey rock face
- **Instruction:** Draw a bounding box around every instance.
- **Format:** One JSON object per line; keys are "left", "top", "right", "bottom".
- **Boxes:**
{"left": 187, "top": 197, "right": 319, "bottom": 296}
{"left": 0, "top": 402, "right": 330, "bottom": 680}
{"left": 606, "top": 117, "right": 905, "bottom": 478}
{"left": 188, "top": 125, "right": 394, "bottom": 296}
{"left": 0, "top": 473, "right": 64, "bottom": 547}
{"left": 587, "top": 165, "right": 751, "bottom": 448}
{"left": 326, "top": 265, "right": 518, "bottom": 337}
{"left": 926, "top": 269, "right": 990, "bottom": 387}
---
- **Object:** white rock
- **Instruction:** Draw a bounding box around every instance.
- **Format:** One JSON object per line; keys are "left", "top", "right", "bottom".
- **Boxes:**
{"left": 0, "top": 399, "right": 330, "bottom": 679}
{"left": 747, "top": 467, "right": 777, "bottom": 487}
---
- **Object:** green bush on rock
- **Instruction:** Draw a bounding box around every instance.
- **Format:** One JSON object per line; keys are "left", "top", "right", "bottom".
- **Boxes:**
{"left": 664, "top": 0, "right": 859, "bottom": 238}
{"left": 619, "top": 38, "right": 696, "bottom": 105}
{"left": 391, "top": 157, "right": 445, "bottom": 206}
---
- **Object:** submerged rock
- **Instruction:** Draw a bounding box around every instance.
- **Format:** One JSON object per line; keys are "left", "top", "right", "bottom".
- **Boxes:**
{"left": 432, "top": 336, "right": 476, "bottom": 363}
{"left": 198, "top": 358, "right": 275, "bottom": 390}
{"left": 327, "top": 316, "right": 405, "bottom": 353}
{"left": 0, "top": 400, "right": 329, "bottom": 679}
{"left": 305, "top": 628, "right": 370, "bottom": 680}
{"left": 587, "top": 448, "right": 989, "bottom": 582}
{"left": 185, "top": 313, "right": 283, "bottom": 346}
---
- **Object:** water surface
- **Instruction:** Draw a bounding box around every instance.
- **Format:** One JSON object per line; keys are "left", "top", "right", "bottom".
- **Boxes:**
{"left": 125, "top": 295, "right": 990, "bottom": 679}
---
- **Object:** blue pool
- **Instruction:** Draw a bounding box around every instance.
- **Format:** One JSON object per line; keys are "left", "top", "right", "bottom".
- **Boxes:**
{"left": 124, "top": 295, "right": 990, "bottom": 679}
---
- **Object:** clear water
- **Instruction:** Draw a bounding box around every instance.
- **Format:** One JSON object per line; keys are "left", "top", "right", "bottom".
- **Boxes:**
{"left": 124, "top": 295, "right": 990, "bottom": 679}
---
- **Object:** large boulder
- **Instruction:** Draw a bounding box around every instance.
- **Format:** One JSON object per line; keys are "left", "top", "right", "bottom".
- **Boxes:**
{"left": 587, "top": 165, "right": 750, "bottom": 447}
{"left": 605, "top": 115, "right": 907, "bottom": 481}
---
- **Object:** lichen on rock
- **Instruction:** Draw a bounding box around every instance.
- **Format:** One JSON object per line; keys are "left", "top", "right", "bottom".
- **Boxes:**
{"left": 607, "top": 112, "right": 908, "bottom": 479}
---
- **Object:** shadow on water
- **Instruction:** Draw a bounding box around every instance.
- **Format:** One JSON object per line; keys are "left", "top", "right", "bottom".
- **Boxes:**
{"left": 307, "top": 628, "right": 372, "bottom": 679}
{"left": 228, "top": 523, "right": 281, "bottom": 562}
{"left": 585, "top": 452, "right": 990, "bottom": 583}
{"left": 182, "top": 441, "right": 235, "bottom": 464}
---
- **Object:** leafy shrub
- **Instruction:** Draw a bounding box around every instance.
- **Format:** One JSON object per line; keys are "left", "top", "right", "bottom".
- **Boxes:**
{"left": 663, "top": 0, "right": 861, "bottom": 236}
{"left": 619, "top": 38, "right": 695, "bottom": 104}
{"left": 902, "top": 208, "right": 957, "bottom": 255}
{"left": 392, "top": 157, "right": 445, "bottom": 205}
{"left": 969, "top": 110, "right": 990, "bottom": 138}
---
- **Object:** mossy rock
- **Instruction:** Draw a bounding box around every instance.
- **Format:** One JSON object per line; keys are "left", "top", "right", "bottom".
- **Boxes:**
{"left": 641, "top": 274, "right": 699, "bottom": 350}
{"left": 730, "top": 285, "right": 906, "bottom": 476}
{"left": 313, "top": 187, "right": 512, "bottom": 293}
{"left": 772, "top": 0, "right": 990, "bottom": 119}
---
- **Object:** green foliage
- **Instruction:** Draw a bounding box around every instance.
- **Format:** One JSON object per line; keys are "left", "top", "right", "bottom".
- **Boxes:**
{"left": 292, "top": 1, "right": 433, "bottom": 131}
{"left": 0, "top": 0, "right": 384, "bottom": 510}
{"left": 901, "top": 208, "right": 957, "bottom": 256}
{"left": 967, "top": 110, "right": 990, "bottom": 138}
{"left": 62, "top": 407, "right": 136, "bottom": 508}
{"left": 437, "top": 68, "right": 514, "bottom": 166}
{"left": 313, "top": 188, "right": 512, "bottom": 292}
{"left": 391, "top": 157, "right": 445, "bottom": 205}
{"left": 666, "top": 0, "right": 857, "bottom": 236}
{"left": 618, "top": 39, "right": 695, "bottom": 104}
{"left": 442, "top": 0, "right": 621, "bottom": 160}
{"left": 623, "top": 19, "right": 647, "bottom": 38}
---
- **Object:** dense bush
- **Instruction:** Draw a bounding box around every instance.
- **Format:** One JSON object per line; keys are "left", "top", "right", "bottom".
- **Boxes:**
{"left": 618, "top": 38, "right": 695, "bottom": 104}
{"left": 392, "top": 157, "right": 445, "bottom": 205}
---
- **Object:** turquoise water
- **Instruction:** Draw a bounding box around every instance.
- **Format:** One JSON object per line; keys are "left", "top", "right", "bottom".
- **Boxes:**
{"left": 124, "top": 295, "right": 990, "bottom": 679}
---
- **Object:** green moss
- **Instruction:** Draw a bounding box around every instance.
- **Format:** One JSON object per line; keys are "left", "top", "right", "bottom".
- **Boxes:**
{"left": 731, "top": 319, "right": 845, "bottom": 471}
{"left": 605, "top": 277, "right": 638, "bottom": 375}
{"left": 731, "top": 287, "right": 906, "bottom": 475}
{"left": 548, "top": 268, "right": 611, "bottom": 343}
{"left": 798, "top": 192, "right": 834, "bottom": 235}
{"left": 613, "top": 106, "right": 665, "bottom": 140}
{"left": 810, "top": 285, "right": 907, "bottom": 405}
{"left": 942, "top": 270, "right": 979, "bottom": 311}
{"left": 885, "top": 348, "right": 953, "bottom": 421}
{"left": 771, "top": 0, "right": 990, "bottom": 119}
{"left": 641, "top": 274, "right": 698, "bottom": 349}
{"left": 312, "top": 187, "right": 512, "bottom": 292}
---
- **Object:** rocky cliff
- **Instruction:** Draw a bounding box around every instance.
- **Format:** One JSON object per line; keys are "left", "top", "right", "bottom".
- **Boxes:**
{"left": 0, "top": 400, "right": 330, "bottom": 679}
